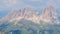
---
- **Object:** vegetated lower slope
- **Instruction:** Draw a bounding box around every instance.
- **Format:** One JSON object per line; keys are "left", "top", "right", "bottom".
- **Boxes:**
{"left": 0, "top": 19, "right": 60, "bottom": 34}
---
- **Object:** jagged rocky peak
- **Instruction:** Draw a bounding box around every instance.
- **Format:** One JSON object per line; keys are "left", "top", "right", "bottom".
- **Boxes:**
{"left": 18, "top": 7, "right": 39, "bottom": 18}
{"left": 0, "top": 7, "right": 40, "bottom": 23}
{"left": 42, "top": 6, "right": 57, "bottom": 18}
{"left": 41, "top": 6, "right": 59, "bottom": 23}
{"left": 0, "top": 6, "right": 60, "bottom": 24}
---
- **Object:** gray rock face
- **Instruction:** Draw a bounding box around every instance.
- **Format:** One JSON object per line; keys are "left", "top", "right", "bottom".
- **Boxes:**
{"left": 0, "top": 6, "right": 60, "bottom": 34}
{"left": 0, "top": 6, "right": 59, "bottom": 24}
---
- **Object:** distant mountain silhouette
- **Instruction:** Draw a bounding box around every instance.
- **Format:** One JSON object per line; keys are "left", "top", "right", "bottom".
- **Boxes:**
{"left": 0, "top": 6, "right": 60, "bottom": 34}
{"left": 0, "top": 6, "right": 60, "bottom": 24}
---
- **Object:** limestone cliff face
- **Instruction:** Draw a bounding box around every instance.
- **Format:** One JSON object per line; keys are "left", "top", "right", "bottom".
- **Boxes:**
{"left": 0, "top": 6, "right": 60, "bottom": 24}
{"left": 41, "top": 6, "right": 58, "bottom": 23}
{"left": 0, "top": 7, "right": 40, "bottom": 24}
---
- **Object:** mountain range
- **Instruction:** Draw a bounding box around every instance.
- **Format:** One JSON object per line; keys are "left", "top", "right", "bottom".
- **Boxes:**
{"left": 0, "top": 6, "right": 60, "bottom": 24}
{"left": 0, "top": 6, "right": 60, "bottom": 34}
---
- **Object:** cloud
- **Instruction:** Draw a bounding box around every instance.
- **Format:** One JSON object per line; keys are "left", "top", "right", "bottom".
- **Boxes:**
{"left": 0, "top": 5, "right": 6, "bottom": 10}
{"left": 46, "top": 0, "right": 60, "bottom": 8}
{"left": 2, "top": 0, "right": 22, "bottom": 7}
{"left": 0, "top": 0, "right": 22, "bottom": 10}
{"left": 3, "top": 0, "right": 14, "bottom": 6}
{"left": 30, "top": 0, "right": 40, "bottom": 2}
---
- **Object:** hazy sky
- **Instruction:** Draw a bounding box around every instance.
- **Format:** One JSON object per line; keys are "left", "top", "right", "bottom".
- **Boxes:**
{"left": 0, "top": 0, "right": 60, "bottom": 17}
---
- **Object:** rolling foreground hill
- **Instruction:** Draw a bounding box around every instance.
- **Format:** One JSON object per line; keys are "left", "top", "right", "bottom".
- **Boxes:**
{"left": 0, "top": 6, "right": 60, "bottom": 34}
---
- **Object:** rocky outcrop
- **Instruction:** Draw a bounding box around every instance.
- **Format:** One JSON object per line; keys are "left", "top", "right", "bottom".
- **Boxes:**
{"left": 40, "top": 6, "right": 59, "bottom": 23}
{"left": 0, "top": 6, "right": 60, "bottom": 24}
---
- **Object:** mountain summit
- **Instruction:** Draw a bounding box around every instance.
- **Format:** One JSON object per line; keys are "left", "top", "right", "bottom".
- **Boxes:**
{"left": 0, "top": 6, "right": 60, "bottom": 24}
{"left": 40, "top": 6, "right": 59, "bottom": 24}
